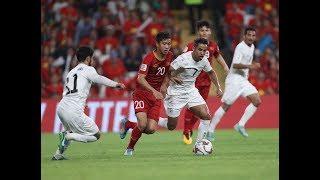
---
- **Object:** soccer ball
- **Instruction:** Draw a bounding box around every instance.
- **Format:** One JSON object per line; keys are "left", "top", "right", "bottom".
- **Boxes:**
{"left": 193, "top": 139, "right": 213, "bottom": 156}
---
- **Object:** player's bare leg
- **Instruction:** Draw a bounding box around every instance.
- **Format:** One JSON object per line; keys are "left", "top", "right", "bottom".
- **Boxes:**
{"left": 234, "top": 93, "right": 261, "bottom": 137}
{"left": 144, "top": 119, "right": 158, "bottom": 134}
{"left": 158, "top": 116, "right": 179, "bottom": 131}
{"left": 167, "top": 116, "right": 179, "bottom": 130}
{"left": 189, "top": 104, "right": 211, "bottom": 143}
{"left": 119, "top": 117, "right": 137, "bottom": 139}
{"left": 124, "top": 112, "right": 148, "bottom": 156}
{"left": 207, "top": 103, "right": 230, "bottom": 141}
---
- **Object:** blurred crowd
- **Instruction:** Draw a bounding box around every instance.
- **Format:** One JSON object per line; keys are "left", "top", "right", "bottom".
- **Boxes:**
{"left": 41, "top": 0, "right": 279, "bottom": 99}
{"left": 41, "top": 0, "right": 182, "bottom": 98}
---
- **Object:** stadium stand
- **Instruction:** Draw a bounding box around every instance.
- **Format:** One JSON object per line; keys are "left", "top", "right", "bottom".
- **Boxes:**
{"left": 41, "top": 0, "right": 278, "bottom": 99}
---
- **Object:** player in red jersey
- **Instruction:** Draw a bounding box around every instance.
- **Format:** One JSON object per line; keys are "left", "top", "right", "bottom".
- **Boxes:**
{"left": 118, "top": 31, "right": 177, "bottom": 156}
{"left": 182, "top": 20, "right": 229, "bottom": 144}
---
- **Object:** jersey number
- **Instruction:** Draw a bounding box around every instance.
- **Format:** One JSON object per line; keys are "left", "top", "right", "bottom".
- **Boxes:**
{"left": 66, "top": 74, "right": 78, "bottom": 95}
{"left": 185, "top": 68, "right": 199, "bottom": 77}
{"left": 134, "top": 101, "right": 144, "bottom": 109}
{"left": 156, "top": 67, "right": 165, "bottom": 75}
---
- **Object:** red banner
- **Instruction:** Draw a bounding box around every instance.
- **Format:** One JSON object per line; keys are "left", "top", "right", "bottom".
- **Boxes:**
{"left": 41, "top": 95, "right": 279, "bottom": 133}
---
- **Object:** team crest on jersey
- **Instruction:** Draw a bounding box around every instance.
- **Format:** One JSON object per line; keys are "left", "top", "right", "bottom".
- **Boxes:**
{"left": 140, "top": 64, "right": 147, "bottom": 71}
{"left": 204, "top": 50, "right": 210, "bottom": 58}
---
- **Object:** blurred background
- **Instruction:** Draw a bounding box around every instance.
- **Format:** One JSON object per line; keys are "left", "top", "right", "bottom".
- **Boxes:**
{"left": 41, "top": 0, "right": 279, "bottom": 99}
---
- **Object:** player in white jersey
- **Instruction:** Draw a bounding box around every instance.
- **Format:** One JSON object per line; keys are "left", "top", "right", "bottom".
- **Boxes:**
{"left": 157, "top": 38, "right": 223, "bottom": 149}
{"left": 52, "top": 46, "right": 125, "bottom": 160}
{"left": 206, "top": 27, "right": 262, "bottom": 140}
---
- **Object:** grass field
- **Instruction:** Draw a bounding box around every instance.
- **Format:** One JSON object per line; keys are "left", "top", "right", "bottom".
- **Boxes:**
{"left": 41, "top": 129, "right": 278, "bottom": 180}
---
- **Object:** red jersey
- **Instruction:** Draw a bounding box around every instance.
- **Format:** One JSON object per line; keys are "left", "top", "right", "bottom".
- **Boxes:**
{"left": 136, "top": 51, "right": 173, "bottom": 92}
{"left": 185, "top": 41, "right": 221, "bottom": 87}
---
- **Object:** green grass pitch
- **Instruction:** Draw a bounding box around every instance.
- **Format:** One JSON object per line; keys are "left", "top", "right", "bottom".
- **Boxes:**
{"left": 42, "top": 129, "right": 278, "bottom": 180}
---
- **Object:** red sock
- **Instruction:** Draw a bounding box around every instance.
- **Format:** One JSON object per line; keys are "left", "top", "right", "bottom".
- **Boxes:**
{"left": 125, "top": 120, "right": 137, "bottom": 129}
{"left": 127, "top": 126, "right": 142, "bottom": 149}
{"left": 184, "top": 109, "right": 194, "bottom": 134}
{"left": 189, "top": 115, "right": 199, "bottom": 131}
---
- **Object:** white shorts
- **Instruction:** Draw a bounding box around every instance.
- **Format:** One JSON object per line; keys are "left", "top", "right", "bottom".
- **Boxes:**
{"left": 56, "top": 102, "right": 99, "bottom": 136}
{"left": 164, "top": 89, "right": 206, "bottom": 118}
{"left": 222, "top": 75, "right": 258, "bottom": 105}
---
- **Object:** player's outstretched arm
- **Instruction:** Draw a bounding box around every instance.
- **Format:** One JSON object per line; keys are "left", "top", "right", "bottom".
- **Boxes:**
{"left": 137, "top": 74, "right": 164, "bottom": 99}
{"left": 87, "top": 68, "right": 126, "bottom": 89}
{"left": 207, "top": 70, "right": 223, "bottom": 97}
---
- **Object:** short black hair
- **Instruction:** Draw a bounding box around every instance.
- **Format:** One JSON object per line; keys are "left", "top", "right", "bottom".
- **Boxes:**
{"left": 196, "top": 20, "right": 211, "bottom": 30}
{"left": 244, "top": 26, "right": 256, "bottom": 35}
{"left": 194, "top": 37, "right": 209, "bottom": 47}
{"left": 155, "top": 31, "right": 171, "bottom": 43}
{"left": 76, "top": 46, "right": 94, "bottom": 62}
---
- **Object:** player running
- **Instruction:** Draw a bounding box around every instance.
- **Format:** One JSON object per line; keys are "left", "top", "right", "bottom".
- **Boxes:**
{"left": 119, "top": 31, "right": 180, "bottom": 156}
{"left": 157, "top": 38, "right": 223, "bottom": 149}
{"left": 207, "top": 27, "right": 261, "bottom": 139}
{"left": 52, "top": 46, "right": 125, "bottom": 160}
{"left": 181, "top": 20, "right": 229, "bottom": 144}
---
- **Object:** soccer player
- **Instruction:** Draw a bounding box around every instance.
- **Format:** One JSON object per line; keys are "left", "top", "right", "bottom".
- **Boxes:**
{"left": 181, "top": 20, "right": 229, "bottom": 144}
{"left": 207, "top": 27, "right": 261, "bottom": 139}
{"left": 119, "top": 31, "right": 176, "bottom": 156}
{"left": 52, "top": 46, "right": 126, "bottom": 160}
{"left": 158, "top": 37, "right": 223, "bottom": 148}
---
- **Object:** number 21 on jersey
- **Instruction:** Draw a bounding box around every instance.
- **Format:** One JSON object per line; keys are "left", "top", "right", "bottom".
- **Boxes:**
{"left": 66, "top": 74, "right": 78, "bottom": 95}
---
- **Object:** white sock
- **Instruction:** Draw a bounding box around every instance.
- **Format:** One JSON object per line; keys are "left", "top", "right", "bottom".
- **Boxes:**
{"left": 196, "top": 120, "right": 210, "bottom": 142}
{"left": 66, "top": 133, "right": 97, "bottom": 143}
{"left": 54, "top": 149, "right": 61, "bottom": 155}
{"left": 209, "top": 107, "right": 226, "bottom": 133}
{"left": 238, "top": 103, "right": 257, "bottom": 126}
{"left": 158, "top": 117, "right": 168, "bottom": 128}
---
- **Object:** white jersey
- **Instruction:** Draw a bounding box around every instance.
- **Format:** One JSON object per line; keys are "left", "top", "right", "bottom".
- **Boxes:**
{"left": 228, "top": 41, "right": 255, "bottom": 79}
{"left": 167, "top": 51, "right": 213, "bottom": 95}
{"left": 60, "top": 63, "right": 118, "bottom": 111}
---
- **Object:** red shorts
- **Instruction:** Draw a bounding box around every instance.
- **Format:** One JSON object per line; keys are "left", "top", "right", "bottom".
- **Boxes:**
{"left": 196, "top": 85, "right": 210, "bottom": 100}
{"left": 132, "top": 90, "right": 162, "bottom": 121}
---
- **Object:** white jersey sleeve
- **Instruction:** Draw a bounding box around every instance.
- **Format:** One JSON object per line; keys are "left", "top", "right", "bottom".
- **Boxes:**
{"left": 85, "top": 67, "right": 118, "bottom": 87}
{"left": 170, "top": 55, "right": 183, "bottom": 70}
{"left": 232, "top": 45, "right": 243, "bottom": 64}
{"left": 203, "top": 59, "right": 213, "bottom": 72}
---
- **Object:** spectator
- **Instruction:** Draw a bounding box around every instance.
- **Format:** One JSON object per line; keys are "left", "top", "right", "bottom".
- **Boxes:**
{"left": 123, "top": 10, "right": 141, "bottom": 44}
{"left": 74, "top": 15, "right": 94, "bottom": 45}
{"left": 46, "top": 74, "right": 64, "bottom": 99}
{"left": 123, "top": 38, "right": 144, "bottom": 72}
{"left": 102, "top": 50, "right": 127, "bottom": 80}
